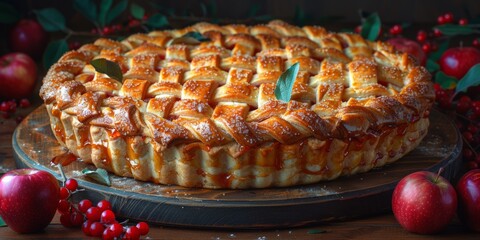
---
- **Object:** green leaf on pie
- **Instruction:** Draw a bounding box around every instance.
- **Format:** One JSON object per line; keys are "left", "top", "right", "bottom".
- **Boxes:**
{"left": 106, "top": 0, "right": 127, "bottom": 25}
{"left": 98, "top": 0, "right": 113, "bottom": 27}
{"left": 274, "top": 62, "right": 300, "bottom": 102}
{"left": 43, "top": 39, "right": 69, "bottom": 70}
{"left": 454, "top": 63, "right": 480, "bottom": 97}
{"left": 145, "top": 13, "right": 169, "bottom": 28}
{"left": 81, "top": 168, "right": 111, "bottom": 186}
{"left": 90, "top": 58, "right": 123, "bottom": 82}
{"left": 33, "top": 8, "right": 66, "bottom": 32}
{"left": 360, "top": 12, "right": 381, "bottom": 41}
{"left": 167, "top": 32, "right": 210, "bottom": 46}
{"left": 435, "top": 71, "right": 457, "bottom": 89}
{"left": 434, "top": 24, "right": 479, "bottom": 36}
{"left": 130, "top": 3, "right": 145, "bottom": 20}
{"left": 73, "top": 0, "right": 98, "bottom": 24}
{"left": 0, "top": 2, "right": 19, "bottom": 24}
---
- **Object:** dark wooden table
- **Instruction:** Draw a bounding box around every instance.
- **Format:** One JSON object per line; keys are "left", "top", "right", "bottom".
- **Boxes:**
{"left": 0, "top": 104, "right": 478, "bottom": 239}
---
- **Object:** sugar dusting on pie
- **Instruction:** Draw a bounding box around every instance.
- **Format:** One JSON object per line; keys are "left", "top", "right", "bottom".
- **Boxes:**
{"left": 40, "top": 20, "right": 434, "bottom": 189}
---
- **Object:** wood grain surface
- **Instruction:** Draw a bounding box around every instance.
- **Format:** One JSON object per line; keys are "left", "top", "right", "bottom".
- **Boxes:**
{"left": 12, "top": 106, "right": 463, "bottom": 229}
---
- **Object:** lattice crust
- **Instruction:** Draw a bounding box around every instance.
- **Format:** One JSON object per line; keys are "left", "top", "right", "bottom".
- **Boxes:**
{"left": 40, "top": 20, "right": 434, "bottom": 189}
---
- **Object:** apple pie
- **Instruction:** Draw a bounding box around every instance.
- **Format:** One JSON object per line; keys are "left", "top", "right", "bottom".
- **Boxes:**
{"left": 40, "top": 20, "right": 434, "bottom": 189}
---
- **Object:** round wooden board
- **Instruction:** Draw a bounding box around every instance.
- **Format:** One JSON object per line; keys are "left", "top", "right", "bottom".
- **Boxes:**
{"left": 13, "top": 106, "right": 462, "bottom": 229}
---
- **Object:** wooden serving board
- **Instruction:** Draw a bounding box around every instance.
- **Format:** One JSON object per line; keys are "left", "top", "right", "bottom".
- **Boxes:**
{"left": 13, "top": 106, "right": 462, "bottom": 229}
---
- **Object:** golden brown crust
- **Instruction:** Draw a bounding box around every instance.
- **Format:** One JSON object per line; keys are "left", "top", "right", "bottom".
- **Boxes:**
{"left": 40, "top": 20, "right": 434, "bottom": 189}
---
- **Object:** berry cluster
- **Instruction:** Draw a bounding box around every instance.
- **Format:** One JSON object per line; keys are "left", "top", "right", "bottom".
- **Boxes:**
{"left": 434, "top": 84, "right": 480, "bottom": 170}
{"left": 0, "top": 98, "right": 31, "bottom": 123}
{"left": 57, "top": 178, "right": 149, "bottom": 239}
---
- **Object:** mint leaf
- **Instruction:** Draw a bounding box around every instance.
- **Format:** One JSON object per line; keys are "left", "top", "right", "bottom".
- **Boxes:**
{"left": 454, "top": 63, "right": 480, "bottom": 97}
{"left": 434, "top": 24, "right": 479, "bottom": 36}
{"left": 34, "top": 8, "right": 66, "bottom": 32}
{"left": 435, "top": 71, "right": 457, "bottom": 89}
{"left": 274, "top": 62, "right": 299, "bottom": 102}
{"left": 91, "top": 58, "right": 123, "bottom": 82}
{"left": 360, "top": 12, "right": 381, "bottom": 41}
{"left": 130, "top": 3, "right": 145, "bottom": 20}
{"left": 167, "top": 32, "right": 210, "bottom": 46}
{"left": 98, "top": 0, "right": 113, "bottom": 27}
{"left": 73, "top": 0, "right": 97, "bottom": 24}
{"left": 146, "top": 13, "right": 169, "bottom": 28}
{"left": 43, "top": 39, "right": 69, "bottom": 70}
{"left": 106, "top": 0, "right": 127, "bottom": 25}
{"left": 426, "top": 59, "right": 440, "bottom": 72}
{"left": 82, "top": 168, "right": 111, "bottom": 186}
{"left": 0, "top": 2, "right": 19, "bottom": 24}
{"left": 0, "top": 216, "right": 6, "bottom": 227}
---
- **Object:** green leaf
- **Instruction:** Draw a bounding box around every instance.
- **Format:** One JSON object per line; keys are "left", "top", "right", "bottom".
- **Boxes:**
{"left": 434, "top": 24, "right": 479, "bottom": 36}
{"left": 167, "top": 32, "right": 210, "bottom": 46}
{"left": 0, "top": 216, "right": 6, "bottom": 227}
{"left": 360, "top": 12, "right": 381, "bottom": 41}
{"left": 274, "top": 62, "right": 300, "bottom": 102}
{"left": 308, "top": 229, "right": 327, "bottom": 234}
{"left": 146, "top": 13, "right": 169, "bottom": 28}
{"left": 454, "top": 63, "right": 480, "bottom": 97}
{"left": 73, "top": 0, "right": 97, "bottom": 24}
{"left": 106, "top": 0, "right": 127, "bottom": 25}
{"left": 81, "top": 168, "right": 111, "bottom": 186}
{"left": 0, "top": 2, "right": 19, "bottom": 24}
{"left": 90, "top": 58, "right": 123, "bottom": 82}
{"left": 130, "top": 3, "right": 145, "bottom": 20}
{"left": 435, "top": 71, "right": 457, "bottom": 89}
{"left": 428, "top": 40, "right": 450, "bottom": 62}
{"left": 98, "top": 0, "right": 113, "bottom": 27}
{"left": 33, "top": 8, "right": 66, "bottom": 32}
{"left": 294, "top": 5, "right": 306, "bottom": 26}
{"left": 426, "top": 59, "right": 440, "bottom": 72}
{"left": 43, "top": 39, "right": 69, "bottom": 70}
{"left": 247, "top": 2, "right": 261, "bottom": 17}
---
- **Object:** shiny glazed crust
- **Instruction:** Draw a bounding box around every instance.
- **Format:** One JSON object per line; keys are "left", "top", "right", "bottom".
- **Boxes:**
{"left": 40, "top": 20, "right": 434, "bottom": 189}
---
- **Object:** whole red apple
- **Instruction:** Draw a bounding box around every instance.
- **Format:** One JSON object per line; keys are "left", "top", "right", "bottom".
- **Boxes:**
{"left": 0, "top": 53, "right": 37, "bottom": 99}
{"left": 456, "top": 169, "right": 480, "bottom": 232}
{"left": 0, "top": 169, "right": 59, "bottom": 233}
{"left": 387, "top": 37, "right": 426, "bottom": 66}
{"left": 9, "top": 19, "right": 48, "bottom": 59}
{"left": 439, "top": 47, "right": 480, "bottom": 79}
{"left": 392, "top": 171, "right": 457, "bottom": 234}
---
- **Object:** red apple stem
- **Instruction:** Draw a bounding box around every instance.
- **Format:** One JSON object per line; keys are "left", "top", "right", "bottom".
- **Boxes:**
{"left": 435, "top": 167, "right": 445, "bottom": 183}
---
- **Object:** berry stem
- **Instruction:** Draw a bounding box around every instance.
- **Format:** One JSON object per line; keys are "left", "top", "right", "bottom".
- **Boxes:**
{"left": 57, "top": 164, "right": 67, "bottom": 185}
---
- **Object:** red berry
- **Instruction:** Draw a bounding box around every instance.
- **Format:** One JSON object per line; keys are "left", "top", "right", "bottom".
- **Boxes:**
{"left": 86, "top": 207, "right": 102, "bottom": 222}
{"left": 443, "top": 12, "right": 454, "bottom": 23}
{"left": 89, "top": 222, "right": 105, "bottom": 237}
{"left": 459, "top": 18, "right": 468, "bottom": 25}
{"left": 59, "top": 187, "right": 70, "bottom": 199}
{"left": 136, "top": 222, "right": 149, "bottom": 235}
{"left": 97, "top": 199, "right": 112, "bottom": 212}
{"left": 103, "top": 228, "right": 116, "bottom": 240}
{"left": 464, "top": 148, "right": 474, "bottom": 161}
{"left": 82, "top": 220, "right": 93, "bottom": 236}
{"left": 463, "top": 131, "right": 474, "bottom": 143}
{"left": 456, "top": 99, "right": 471, "bottom": 114}
{"left": 437, "top": 15, "right": 446, "bottom": 25}
{"left": 101, "top": 209, "right": 116, "bottom": 224}
{"left": 433, "top": 28, "right": 442, "bottom": 37}
{"left": 473, "top": 39, "right": 480, "bottom": 48}
{"left": 78, "top": 199, "right": 93, "bottom": 213}
{"left": 65, "top": 178, "right": 78, "bottom": 192}
{"left": 389, "top": 24, "right": 402, "bottom": 35}
{"left": 60, "top": 213, "right": 74, "bottom": 228}
{"left": 71, "top": 210, "right": 84, "bottom": 226}
{"left": 19, "top": 98, "right": 30, "bottom": 108}
{"left": 467, "top": 124, "right": 478, "bottom": 134}
{"left": 422, "top": 42, "right": 431, "bottom": 53}
{"left": 109, "top": 223, "right": 124, "bottom": 237}
{"left": 416, "top": 30, "right": 427, "bottom": 43}
{"left": 58, "top": 199, "right": 71, "bottom": 214}
{"left": 125, "top": 226, "right": 141, "bottom": 240}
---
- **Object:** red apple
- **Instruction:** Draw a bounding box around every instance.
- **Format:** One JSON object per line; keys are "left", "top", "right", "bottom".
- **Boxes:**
{"left": 392, "top": 171, "right": 457, "bottom": 234}
{"left": 0, "top": 169, "right": 59, "bottom": 233}
{"left": 387, "top": 37, "right": 426, "bottom": 66}
{"left": 439, "top": 47, "right": 480, "bottom": 79}
{"left": 0, "top": 53, "right": 37, "bottom": 99}
{"left": 456, "top": 169, "right": 480, "bottom": 232}
{"left": 9, "top": 19, "right": 48, "bottom": 59}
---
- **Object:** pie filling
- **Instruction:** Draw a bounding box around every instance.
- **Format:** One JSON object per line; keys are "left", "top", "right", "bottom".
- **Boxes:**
{"left": 40, "top": 20, "right": 434, "bottom": 189}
